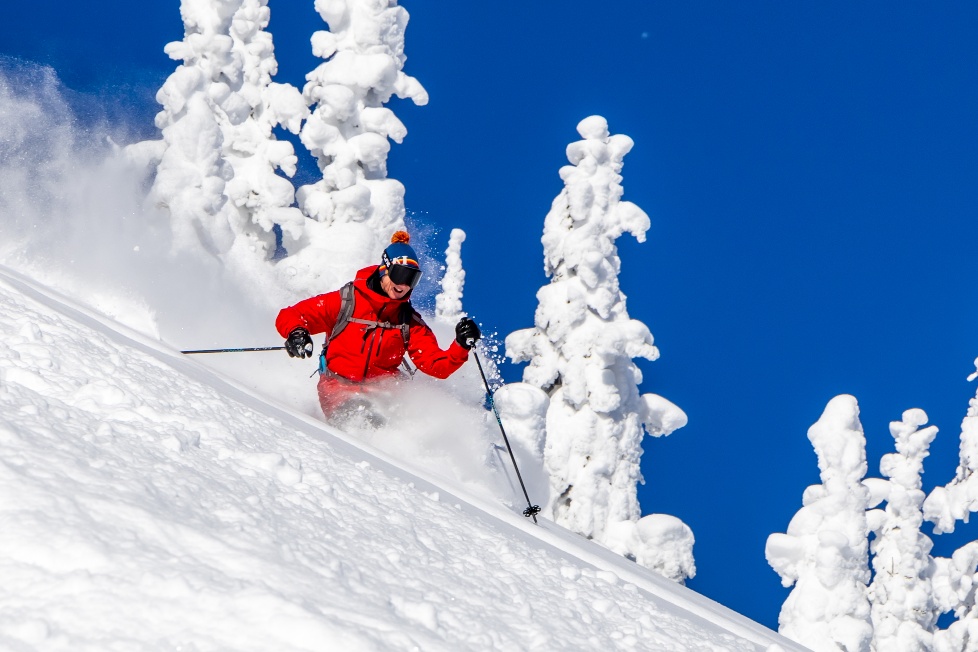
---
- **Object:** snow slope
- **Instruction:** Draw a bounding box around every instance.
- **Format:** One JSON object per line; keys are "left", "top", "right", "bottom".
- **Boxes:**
{"left": 0, "top": 265, "right": 807, "bottom": 652}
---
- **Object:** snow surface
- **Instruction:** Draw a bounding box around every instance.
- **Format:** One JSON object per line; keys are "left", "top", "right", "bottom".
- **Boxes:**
{"left": 0, "top": 264, "right": 806, "bottom": 650}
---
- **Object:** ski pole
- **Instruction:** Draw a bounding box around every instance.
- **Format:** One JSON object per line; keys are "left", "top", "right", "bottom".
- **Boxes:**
{"left": 470, "top": 348, "right": 542, "bottom": 523}
{"left": 181, "top": 346, "right": 286, "bottom": 354}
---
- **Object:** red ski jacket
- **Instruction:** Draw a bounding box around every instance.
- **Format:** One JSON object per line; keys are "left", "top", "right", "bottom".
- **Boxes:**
{"left": 276, "top": 266, "right": 469, "bottom": 383}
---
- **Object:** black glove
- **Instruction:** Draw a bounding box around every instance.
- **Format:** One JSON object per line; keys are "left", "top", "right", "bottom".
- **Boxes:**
{"left": 455, "top": 318, "right": 481, "bottom": 350}
{"left": 285, "top": 328, "right": 314, "bottom": 359}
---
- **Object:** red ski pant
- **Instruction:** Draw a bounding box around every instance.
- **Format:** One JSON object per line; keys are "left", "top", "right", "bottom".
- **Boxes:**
{"left": 316, "top": 371, "right": 395, "bottom": 420}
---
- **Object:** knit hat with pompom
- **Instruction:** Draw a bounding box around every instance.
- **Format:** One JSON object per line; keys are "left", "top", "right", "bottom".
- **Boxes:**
{"left": 380, "top": 231, "right": 422, "bottom": 287}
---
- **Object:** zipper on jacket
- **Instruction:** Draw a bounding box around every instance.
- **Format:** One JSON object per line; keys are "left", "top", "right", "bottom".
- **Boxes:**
{"left": 360, "top": 327, "right": 379, "bottom": 382}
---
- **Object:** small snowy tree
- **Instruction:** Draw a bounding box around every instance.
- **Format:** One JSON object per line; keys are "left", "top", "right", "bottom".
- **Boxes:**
{"left": 766, "top": 394, "right": 873, "bottom": 652}
{"left": 435, "top": 228, "right": 466, "bottom": 325}
{"left": 431, "top": 229, "right": 549, "bottom": 510}
{"left": 865, "top": 409, "right": 939, "bottom": 652}
{"left": 433, "top": 227, "right": 496, "bottom": 389}
{"left": 142, "top": 0, "right": 305, "bottom": 271}
{"left": 924, "top": 359, "right": 978, "bottom": 533}
{"left": 923, "top": 359, "right": 978, "bottom": 649}
{"left": 283, "top": 0, "right": 428, "bottom": 294}
{"left": 506, "top": 116, "right": 691, "bottom": 582}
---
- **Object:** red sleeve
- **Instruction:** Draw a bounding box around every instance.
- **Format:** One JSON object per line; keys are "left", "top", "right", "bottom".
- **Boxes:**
{"left": 275, "top": 291, "right": 342, "bottom": 338}
{"left": 406, "top": 316, "right": 469, "bottom": 379}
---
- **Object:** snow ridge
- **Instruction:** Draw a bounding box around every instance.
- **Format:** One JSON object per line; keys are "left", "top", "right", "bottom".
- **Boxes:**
{"left": 0, "top": 264, "right": 804, "bottom": 651}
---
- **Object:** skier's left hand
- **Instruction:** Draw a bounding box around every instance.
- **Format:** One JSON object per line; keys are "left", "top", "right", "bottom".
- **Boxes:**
{"left": 455, "top": 318, "right": 481, "bottom": 349}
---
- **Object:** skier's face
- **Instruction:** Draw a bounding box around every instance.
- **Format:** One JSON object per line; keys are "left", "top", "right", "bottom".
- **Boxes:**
{"left": 380, "top": 274, "right": 412, "bottom": 299}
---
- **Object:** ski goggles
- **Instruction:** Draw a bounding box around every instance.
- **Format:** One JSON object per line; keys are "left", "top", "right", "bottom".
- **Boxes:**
{"left": 388, "top": 264, "right": 422, "bottom": 289}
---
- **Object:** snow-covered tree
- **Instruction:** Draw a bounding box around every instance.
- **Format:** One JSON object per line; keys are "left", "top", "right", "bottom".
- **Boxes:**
{"left": 923, "top": 360, "right": 978, "bottom": 649}
{"left": 435, "top": 228, "right": 466, "bottom": 325}
{"left": 218, "top": 1, "right": 308, "bottom": 268}
{"left": 282, "top": 0, "right": 428, "bottom": 295}
{"left": 770, "top": 372, "right": 978, "bottom": 652}
{"left": 924, "top": 359, "right": 978, "bottom": 534}
{"left": 430, "top": 228, "right": 549, "bottom": 512}
{"left": 865, "top": 409, "right": 939, "bottom": 652}
{"left": 506, "top": 116, "right": 691, "bottom": 582}
{"left": 433, "top": 227, "right": 493, "bottom": 389}
{"left": 766, "top": 394, "right": 873, "bottom": 652}
{"left": 141, "top": 0, "right": 306, "bottom": 270}
{"left": 133, "top": 0, "right": 428, "bottom": 304}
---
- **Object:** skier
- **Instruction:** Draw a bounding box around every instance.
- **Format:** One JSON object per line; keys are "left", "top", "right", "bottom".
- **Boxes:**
{"left": 276, "top": 231, "right": 481, "bottom": 423}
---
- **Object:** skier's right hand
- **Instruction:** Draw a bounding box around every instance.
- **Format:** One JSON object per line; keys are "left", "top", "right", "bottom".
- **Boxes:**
{"left": 455, "top": 318, "right": 481, "bottom": 349}
{"left": 285, "top": 328, "right": 314, "bottom": 359}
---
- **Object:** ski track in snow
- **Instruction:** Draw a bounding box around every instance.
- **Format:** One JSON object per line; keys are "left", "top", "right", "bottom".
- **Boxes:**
{"left": 0, "top": 266, "right": 806, "bottom": 652}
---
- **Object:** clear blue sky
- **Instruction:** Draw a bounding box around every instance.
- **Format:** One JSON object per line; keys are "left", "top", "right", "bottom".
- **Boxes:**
{"left": 4, "top": 0, "right": 978, "bottom": 631}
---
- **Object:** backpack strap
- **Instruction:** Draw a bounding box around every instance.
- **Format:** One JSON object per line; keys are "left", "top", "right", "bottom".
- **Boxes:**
{"left": 397, "top": 303, "right": 417, "bottom": 347}
{"left": 347, "top": 315, "right": 412, "bottom": 348}
{"left": 329, "top": 282, "right": 356, "bottom": 342}
{"left": 318, "top": 282, "right": 356, "bottom": 377}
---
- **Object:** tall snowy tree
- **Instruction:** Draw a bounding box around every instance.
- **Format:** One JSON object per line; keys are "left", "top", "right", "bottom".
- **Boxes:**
{"left": 766, "top": 395, "right": 873, "bottom": 652}
{"left": 142, "top": 0, "right": 306, "bottom": 271}
{"left": 283, "top": 0, "right": 428, "bottom": 296}
{"left": 506, "top": 116, "right": 691, "bottom": 582}
{"left": 865, "top": 409, "right": 939, "bottom": 652}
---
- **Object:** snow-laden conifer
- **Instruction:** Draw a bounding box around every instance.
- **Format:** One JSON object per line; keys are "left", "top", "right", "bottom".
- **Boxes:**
{"left": 141, "top": 0, "right": 305, "bottom": 272}
{"left": 923, "top": 359, "right": 978, "bottom": 534}
{"left": 432, "top": 227, "right": 497, "bottom": 392}
{"left": 219, "top": 1, "right": 308, "bottom": 267}
{"left": 921, "top": 361, "right": 978, "bottom": 651}
{"left": 430, "top": 228, "right": 548, "bottom": 506}
{"left": 285, "top": 0, "right": 428, "bottom": 295}
{"left": 506, "top": 116, "right": 691, "bottom": 582}
{"left": 435, "top": 229, "right": 466, "bottom": 325}
{"left": 766, "top": 395, "right": 873, "bottom": 652}
{"left": 865, "top": 409, "right": 939, "bottom": 652}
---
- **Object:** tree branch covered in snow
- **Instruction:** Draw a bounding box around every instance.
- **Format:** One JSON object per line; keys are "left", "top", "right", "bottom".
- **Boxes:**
{"left": 506, "top": 116, "right": 692, "bottom": 582}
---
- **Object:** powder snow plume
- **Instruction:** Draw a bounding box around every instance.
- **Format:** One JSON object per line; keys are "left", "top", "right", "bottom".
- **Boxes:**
{"left": 0, "top": 59, "right": 273, "bottom": 351}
